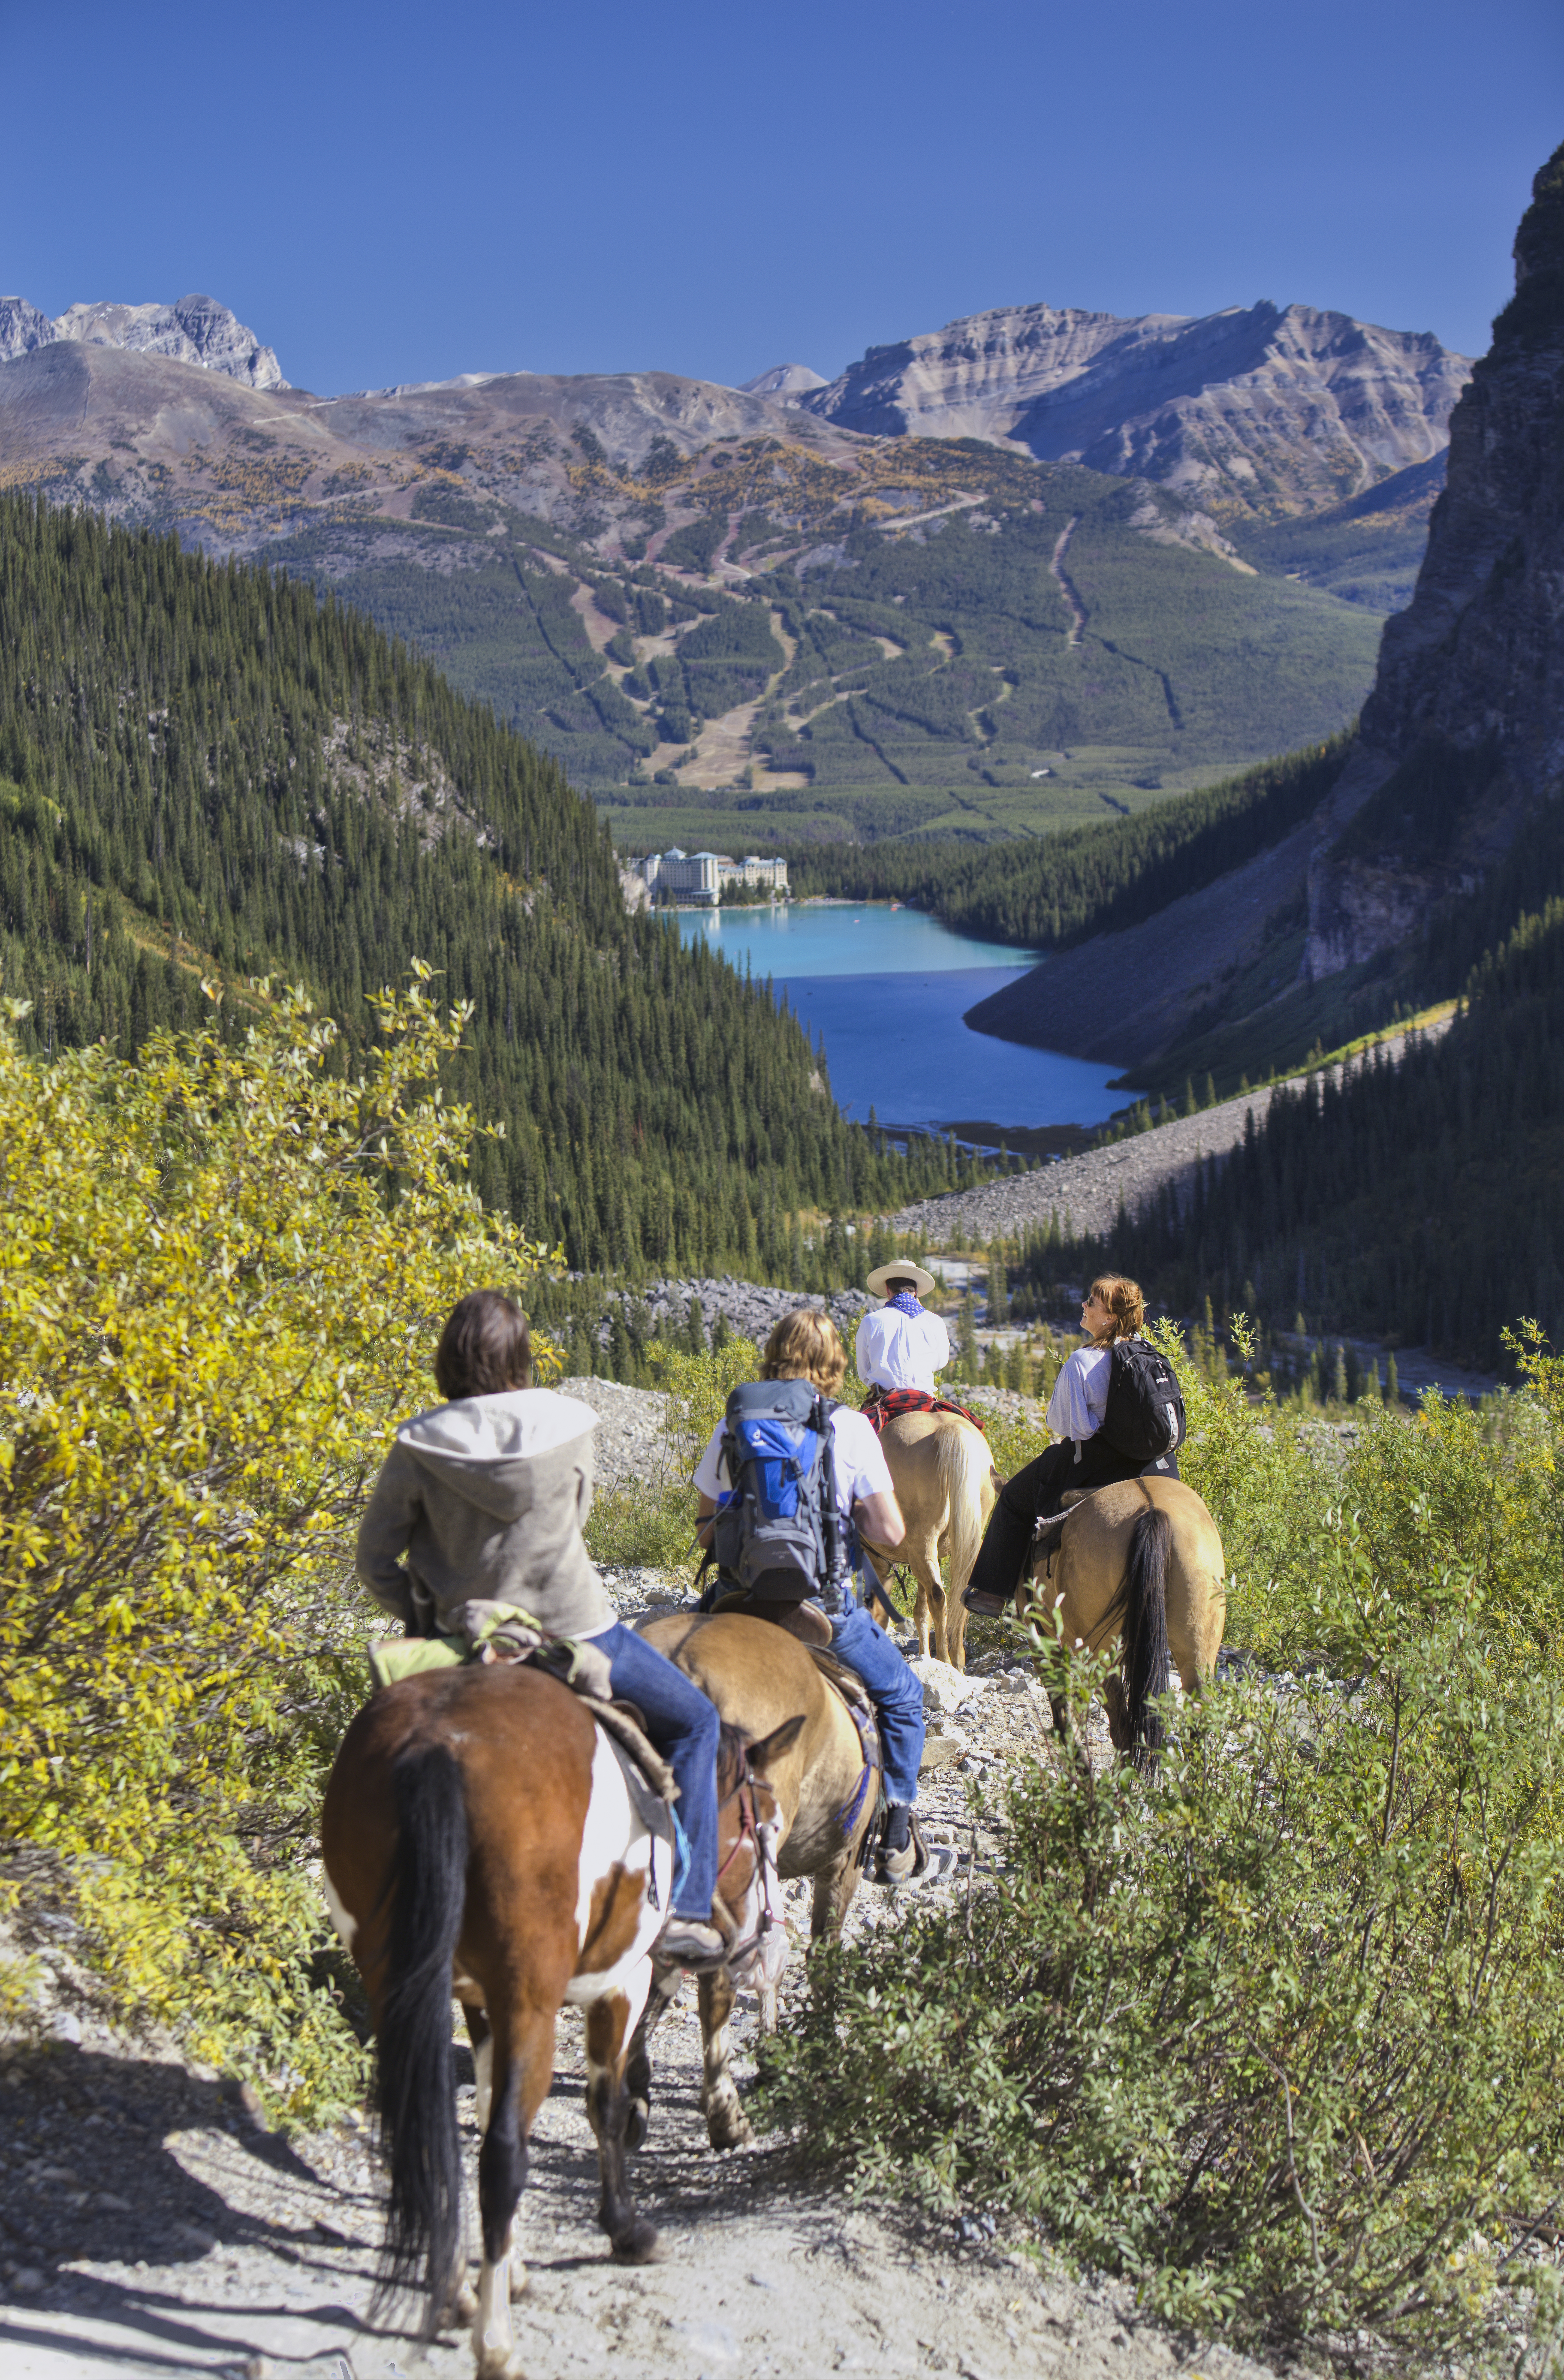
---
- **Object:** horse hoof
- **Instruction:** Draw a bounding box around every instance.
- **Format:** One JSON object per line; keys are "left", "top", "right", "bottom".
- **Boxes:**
{"left": 473, "top": 2350, "right": 526, "bottom": 2380}
{"left": 436, "top": 2278, "right": 479, "bottom": 2329}
{"left": 611, "top": 2219, "right": 665, "bottom": 2264}
{"left": 707, "top": 2112, "right": 754, "bottom": 2152}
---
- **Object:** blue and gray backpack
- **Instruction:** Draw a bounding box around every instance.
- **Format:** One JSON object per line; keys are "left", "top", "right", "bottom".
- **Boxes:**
{"left": 711, "top": 1378, "right": 851, "bottom": 1612}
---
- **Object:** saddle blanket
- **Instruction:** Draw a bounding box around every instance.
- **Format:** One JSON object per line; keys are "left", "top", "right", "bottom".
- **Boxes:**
{"left": 860, "top": 1385, "right": 985, "bottom": 1435}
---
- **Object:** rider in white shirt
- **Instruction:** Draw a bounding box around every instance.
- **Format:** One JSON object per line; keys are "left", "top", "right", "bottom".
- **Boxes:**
{"left": 855, "top": 1262, "right": 950, "bottom": 1396}
{"left": 964, "top": 1273, "right": 1178, "bottom": 1608}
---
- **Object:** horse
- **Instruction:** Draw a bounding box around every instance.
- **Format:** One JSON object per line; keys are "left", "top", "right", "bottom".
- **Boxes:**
{"left": 320, "top": 1660, "right": 803, "bottom": 2380}
{"left": 626, "top": 1609, "right": 882, "bottom": 2152}
{"left": 859, "top": 1407, "right": 996, "bottom": 1671}
{"left": 1020, "top": 1476, "right": 1226, "bottom": 1766}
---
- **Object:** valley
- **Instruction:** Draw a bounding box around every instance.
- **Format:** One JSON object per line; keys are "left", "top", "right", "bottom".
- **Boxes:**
{"left": 0, "top": 289, "right": 1453, "bottom": 850}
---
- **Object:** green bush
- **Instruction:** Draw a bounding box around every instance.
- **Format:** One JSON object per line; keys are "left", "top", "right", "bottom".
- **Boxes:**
{"left": 0, "top": 970, "right": 556, "bottom": 2120}
{"left": 759, "top": 1551, "right": 1564, "bottom": 2360}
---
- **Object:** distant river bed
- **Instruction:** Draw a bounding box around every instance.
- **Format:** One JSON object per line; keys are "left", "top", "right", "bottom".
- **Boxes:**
{"left": 669, "top": 902, "right": 1128, "bottom": 1134}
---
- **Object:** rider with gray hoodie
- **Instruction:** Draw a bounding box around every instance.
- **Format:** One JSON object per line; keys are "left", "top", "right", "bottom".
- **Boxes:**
{"left": 356, "top": 1289, "right": 727, "bottom": 1968}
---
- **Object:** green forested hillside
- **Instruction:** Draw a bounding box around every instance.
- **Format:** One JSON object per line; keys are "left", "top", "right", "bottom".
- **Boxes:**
{"left": 785, "top": 736, "right": 1350, "bottom": 947}
{"left": 1082, "top": 897, "right": 1564, "bottom": 1367}
{"left": 0, "top": 496, "right": 984, "bottom": 1273}
{"left": 261, "top": 453, "right": 1381, "bottom": 852}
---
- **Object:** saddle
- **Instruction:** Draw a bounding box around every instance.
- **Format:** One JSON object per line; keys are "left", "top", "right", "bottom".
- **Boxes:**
{"left": 861, "top": 1385, "right": 985, "bottom": 1436}
{"left": 703, "top": 1587, "right": 921, "bottom": 1866}
{"left": 365, "top": 1607, "right": 681, "bottom": 1893}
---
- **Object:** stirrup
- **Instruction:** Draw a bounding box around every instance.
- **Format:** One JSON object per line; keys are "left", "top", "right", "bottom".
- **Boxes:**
{"left": 873, "top": 1811, "right": 929, "bottom": 1885}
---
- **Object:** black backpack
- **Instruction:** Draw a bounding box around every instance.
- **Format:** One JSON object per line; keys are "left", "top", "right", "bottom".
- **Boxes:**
{"left": 710, "top": 1379, "right": 851, "bottom": 1607}
{"left": 1099, "top": 1338, "right": 1187, "bottom": 1466}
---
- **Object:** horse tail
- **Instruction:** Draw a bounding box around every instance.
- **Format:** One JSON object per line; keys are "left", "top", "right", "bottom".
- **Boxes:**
{"left": 935, "top": 1421, "right": 993, "bottom": 1601}
{"left": 1122, "top": 1500, "right": 1172, "bottom": 1772}
{"left": 375, "top": 1743, "right": 467, "bottom": 2325}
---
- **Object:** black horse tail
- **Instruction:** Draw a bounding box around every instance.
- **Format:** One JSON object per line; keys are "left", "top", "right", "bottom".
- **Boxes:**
{"left": 374, "top": 1743, "right": 467, "bottom": 2326}
{"left": 1122, "top": 1501, "right": 1172, "bottom": 1772}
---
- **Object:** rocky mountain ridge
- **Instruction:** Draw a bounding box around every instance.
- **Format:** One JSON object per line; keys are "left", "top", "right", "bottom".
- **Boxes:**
{"left": 791, "top": 299, "right": 1471, "bottom": 521}
{"left": 0, "top": 292, "right": 284, "bottom": 389}
{"left": 1302, "top": 143, "right": 1564, "bottom": 984}
{"left": 961, "top": 144, "right": 1564, "bottom": 1091}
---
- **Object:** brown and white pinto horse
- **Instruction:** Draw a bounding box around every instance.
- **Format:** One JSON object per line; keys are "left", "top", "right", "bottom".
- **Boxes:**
{"left": 321, "top": 1661, "right": 802, "bottom": 2380}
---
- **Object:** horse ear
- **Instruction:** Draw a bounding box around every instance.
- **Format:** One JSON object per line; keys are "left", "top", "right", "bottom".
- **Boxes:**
{"left": 745, "top": 1714, "right": 806, "bottom": 1773}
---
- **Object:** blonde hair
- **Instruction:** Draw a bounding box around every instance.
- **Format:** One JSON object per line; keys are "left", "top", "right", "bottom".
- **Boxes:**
{"left": 1088, "top": 1274, "right": 1145, "bottom": 1344}
{"left": 760, "top": 1308, "right": 847, "bottom": 1395}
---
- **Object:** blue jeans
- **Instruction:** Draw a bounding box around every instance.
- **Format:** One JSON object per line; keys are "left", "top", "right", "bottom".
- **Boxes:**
{"left": 595, "top": 1622, "right": 720, "bottom": 1920}
{"left": 830, "top": 1598, "right": 925, "bottom": 1807}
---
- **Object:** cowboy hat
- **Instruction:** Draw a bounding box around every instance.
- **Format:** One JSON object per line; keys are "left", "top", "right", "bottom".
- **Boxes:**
{"left": 866, "top": 1260, "right": 937, "bottom": 1300}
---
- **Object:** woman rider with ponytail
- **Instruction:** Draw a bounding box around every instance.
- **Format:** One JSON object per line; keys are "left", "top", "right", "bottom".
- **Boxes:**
{"left": 964, "top": 1272, "right": 1180, "bottom": 1609}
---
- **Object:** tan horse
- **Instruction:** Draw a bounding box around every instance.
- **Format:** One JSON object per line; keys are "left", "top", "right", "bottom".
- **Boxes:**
{"left": 859, "top": 1409, "right": 997, "bottom": 1672}
{"left": 628, "top": 1609, "right": 880, "bottom": 2151}
{"left": 1022, "top": 1477, "right": 1226, "bottom": 1764}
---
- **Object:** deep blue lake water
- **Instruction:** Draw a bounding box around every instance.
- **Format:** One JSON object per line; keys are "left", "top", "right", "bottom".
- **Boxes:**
{"left": 669, "top": 903, "right": 1129, "bottom": 1132}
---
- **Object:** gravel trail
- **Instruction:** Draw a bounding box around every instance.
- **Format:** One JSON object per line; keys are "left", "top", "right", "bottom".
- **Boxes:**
{"left": 1, "top": 1616, "right": 1276, "bottom": 2380}
{"left": 892, "top": 1018, "right": 1454, "bottom": 1247}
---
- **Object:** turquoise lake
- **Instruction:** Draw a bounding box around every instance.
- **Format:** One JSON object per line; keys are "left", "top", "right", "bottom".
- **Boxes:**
{"left": 669, "top": 904, "right": 1130, "bottom": 1133}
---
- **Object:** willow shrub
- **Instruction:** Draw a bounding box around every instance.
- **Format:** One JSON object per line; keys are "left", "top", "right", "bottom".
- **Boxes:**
{"left": 758, "top": 1522, "right": 1564, "bottom": 2359}
{"left": 0, "top": 967, "right": 555, "bottom": 2119}
{"left": 759, "top": 1332, "right": 1564, "bottom": 2356}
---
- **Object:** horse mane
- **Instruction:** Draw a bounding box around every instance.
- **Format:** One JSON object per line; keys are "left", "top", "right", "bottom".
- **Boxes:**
{"left": 716, "top": 1718, "right": 752, "bottom": 1793}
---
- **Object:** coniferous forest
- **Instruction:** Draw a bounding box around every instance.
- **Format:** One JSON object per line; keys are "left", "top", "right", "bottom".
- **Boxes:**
{"left": 0, "top": 496, "right": 989, "bottom": 1274}
{"left": 1061, "top": 888, "right": 1564, "bottom": 1368}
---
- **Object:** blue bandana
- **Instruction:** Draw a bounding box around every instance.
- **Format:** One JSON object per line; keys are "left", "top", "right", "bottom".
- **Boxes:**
{"left": 886, "top": 1289, "right": 924, "bottom": 1317}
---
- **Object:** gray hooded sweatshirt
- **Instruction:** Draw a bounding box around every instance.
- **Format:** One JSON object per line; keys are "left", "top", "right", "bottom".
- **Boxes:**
{"left": 355, "top": 1388, "right": 612, "bottom": 1641}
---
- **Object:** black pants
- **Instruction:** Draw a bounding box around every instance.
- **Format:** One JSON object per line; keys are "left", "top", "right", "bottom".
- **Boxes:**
{"left": 967, "top": 1437, "right": 1180, "bottom": 1603}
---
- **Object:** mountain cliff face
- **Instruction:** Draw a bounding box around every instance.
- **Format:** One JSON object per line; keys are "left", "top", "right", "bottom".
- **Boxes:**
{"left": 0, "top": 292, "right": 285, "bottom": 388}
{"left": 800, "top": 300, "right": 1471, "bottom": 519}
{"left": 1305, "top": 142, "right": 1564, "bottom": 980}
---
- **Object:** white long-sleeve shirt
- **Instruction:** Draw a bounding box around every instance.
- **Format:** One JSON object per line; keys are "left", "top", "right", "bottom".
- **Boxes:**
{"left": 855, "top": 1304, "right": 951, "bottom": 1394}
{"left": 1046, "top": 1344, "right": 1112, "bottom": 1442}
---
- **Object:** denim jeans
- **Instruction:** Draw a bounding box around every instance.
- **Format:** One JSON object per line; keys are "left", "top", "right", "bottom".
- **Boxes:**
{"left": 594, "top": 1622, "right": 720, "bottom": 1920}
{"left": 829, "top": 1597, "right": 926, "bottom": 1806}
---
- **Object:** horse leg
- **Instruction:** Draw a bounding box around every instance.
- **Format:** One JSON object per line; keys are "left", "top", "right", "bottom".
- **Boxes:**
{"left": 467, "top": 2003, "right": 494, "bottom": 2135}
{"left": 625, "top": 1964, "right": 681, "bottom": 2150}
{"left": 696, "top": 1965, "right": 750, "bottom": 2150}
{"left": 809, "top": 1847, "right": 862, "bottom": 1944}
{"left": 472, "top": 2002, "right": 555, "bottom": 2380}
{"left": 586, "top": 1973, "right": 663, "bottom": 2262}
{"left": 1102, "top": 1672, "right": 1135, "bottom": 1755}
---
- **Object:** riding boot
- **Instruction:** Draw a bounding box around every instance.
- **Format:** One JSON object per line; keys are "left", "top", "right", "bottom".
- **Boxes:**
{"left": 874, "top": 1801, "right": 925, "bottom": 1884}
{"left": 656, "top": 1915, "right": 729, "bottom": 1970}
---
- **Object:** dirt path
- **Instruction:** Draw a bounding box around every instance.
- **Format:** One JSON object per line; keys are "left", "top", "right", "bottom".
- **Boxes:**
{"left": 1, "top": 1642, "right": 1278, "bottom": 2380}
{"left": 1049, "top": 518, "right": 1086, "bottom": 648}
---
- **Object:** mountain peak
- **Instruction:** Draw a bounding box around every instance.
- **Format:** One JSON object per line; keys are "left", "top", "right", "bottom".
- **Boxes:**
{"left": 738, "top": 362, "right": 826, "bottom": 399}
{"left": 0, "top": 292, "right": 285, "bottom": 389}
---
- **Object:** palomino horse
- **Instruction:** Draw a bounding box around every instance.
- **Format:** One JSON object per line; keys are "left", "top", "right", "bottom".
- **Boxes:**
{"left": 1023, "top": 1477, "right": 1226, "bottom": 1765}
{"left": 628, "top": 1609, "right": 881, "bottom": 2151}
{"left": 859, "top": 1408, "right": 996, "bottom": 1671}
{"left": 320, "top": 1662, "right": 802, "bottom": 2380}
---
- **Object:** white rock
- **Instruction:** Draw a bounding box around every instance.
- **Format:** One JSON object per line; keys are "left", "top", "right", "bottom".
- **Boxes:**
{"left": 908, "top": 1655, "right": 990, "bottom": 1715}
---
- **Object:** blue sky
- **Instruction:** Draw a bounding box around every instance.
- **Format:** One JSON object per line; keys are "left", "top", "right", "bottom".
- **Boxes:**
{"left": 3, "top": 0, "right": 1559, "bottom": 398}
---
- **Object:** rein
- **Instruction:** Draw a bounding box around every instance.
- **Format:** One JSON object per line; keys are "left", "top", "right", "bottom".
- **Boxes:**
{"left": 710, "top": 1755, "right": 774, "bottom": 1947}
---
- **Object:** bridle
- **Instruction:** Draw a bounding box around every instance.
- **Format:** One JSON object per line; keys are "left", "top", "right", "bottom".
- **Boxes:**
{"left": 711, "top": 1750, "right": 777, "bottom": 1951}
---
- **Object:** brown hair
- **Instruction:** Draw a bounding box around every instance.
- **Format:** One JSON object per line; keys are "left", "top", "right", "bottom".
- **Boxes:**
{"left": 1087, "top": 1273, "right": 1145, "bottom": 1344}
{"left": 759, "top": 1308, "right": 847, "bottom": 1395}
{"left": 434, "top": 1290, "right": 533, "bottom": 1401}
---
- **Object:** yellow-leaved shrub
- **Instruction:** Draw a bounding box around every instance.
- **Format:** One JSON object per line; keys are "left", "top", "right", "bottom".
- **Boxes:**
{"left": 0, "top": 967, "right": 557, "bottom": 2118}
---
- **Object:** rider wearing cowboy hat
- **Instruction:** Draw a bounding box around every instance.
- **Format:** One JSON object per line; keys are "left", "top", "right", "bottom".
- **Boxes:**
{"left": 856, "top": 1261, "right": 950, "bottom": 1398}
